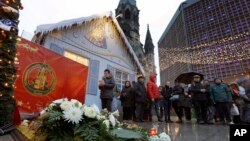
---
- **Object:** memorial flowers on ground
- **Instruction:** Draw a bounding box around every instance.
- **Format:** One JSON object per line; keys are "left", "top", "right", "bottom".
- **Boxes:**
{"left": 17, "top": 98, "right": 149, "bottom": 141}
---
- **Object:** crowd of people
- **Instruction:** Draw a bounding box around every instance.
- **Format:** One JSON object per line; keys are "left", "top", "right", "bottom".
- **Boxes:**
{"left": 99, "top": 69, "right": 250, "bottom": 125}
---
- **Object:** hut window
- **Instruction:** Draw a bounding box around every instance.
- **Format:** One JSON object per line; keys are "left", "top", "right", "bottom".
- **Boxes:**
{"left": 114, "top": 69, "right": 129, "bottom": 91}
{"left": 64, "top": 51, "right": 89, "bottom": 66}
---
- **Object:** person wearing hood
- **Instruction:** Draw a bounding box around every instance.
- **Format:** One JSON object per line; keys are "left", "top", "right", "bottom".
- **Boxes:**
{"left": 210, "top": 78, "right": 232, "bottom": 124}
{"left": 120, "top": 81, "right": 135, "bottom": 122}
{"left": 147, "top": 72, "right": 163, "bottom": 122}
{"left": 99, "top": 69, "right": 116, "bottom": 112}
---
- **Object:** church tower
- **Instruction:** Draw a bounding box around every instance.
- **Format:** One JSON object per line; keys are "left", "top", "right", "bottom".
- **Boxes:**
{"left": 115, "top": 0, "right": 144, "bottom": 60}
{"left": 144, "top": 25, "right": 156, "bottom": 73}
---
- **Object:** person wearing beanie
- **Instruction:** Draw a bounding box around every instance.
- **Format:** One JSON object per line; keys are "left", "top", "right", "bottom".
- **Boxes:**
{"left": 134, "top": 75, "right": 147, "bottom": 122}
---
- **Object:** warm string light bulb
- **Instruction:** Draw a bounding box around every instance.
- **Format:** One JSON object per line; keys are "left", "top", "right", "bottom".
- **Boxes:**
{"left": 4, "top": 83, "right": 9, "bottom": 87}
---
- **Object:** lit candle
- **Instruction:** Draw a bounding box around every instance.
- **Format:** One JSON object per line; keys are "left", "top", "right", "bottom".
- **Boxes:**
{"left": 149, "top": 128, "right": 157, "bottom": 136}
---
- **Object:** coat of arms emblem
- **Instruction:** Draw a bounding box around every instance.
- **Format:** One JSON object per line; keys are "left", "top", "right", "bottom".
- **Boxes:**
{"left": 23, "top": 62, "right": 57, "bottom": 95}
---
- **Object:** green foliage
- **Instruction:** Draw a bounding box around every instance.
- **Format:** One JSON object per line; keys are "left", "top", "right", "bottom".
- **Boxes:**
{"left": 0, "top": 0, "right": 22, "bottom": 127}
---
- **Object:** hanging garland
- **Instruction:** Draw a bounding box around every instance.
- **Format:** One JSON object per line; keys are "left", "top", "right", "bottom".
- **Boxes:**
{"left": 0, "top": 0, "right": 22, "bottom": 130}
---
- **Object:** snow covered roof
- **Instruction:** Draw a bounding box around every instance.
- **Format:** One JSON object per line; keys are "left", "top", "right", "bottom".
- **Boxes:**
{"left": 35, "top": 11, "right": 145, "bottom": 75}
{"left": 35, "top": 12, "right": 112, "bottom": 35}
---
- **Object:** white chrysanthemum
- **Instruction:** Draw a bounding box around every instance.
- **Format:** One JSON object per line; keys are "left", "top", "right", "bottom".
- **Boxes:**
{"left": 53, "top": 98, "right": 68, "bottom": 104}
{"left": 109, "top": 114, "right": 116, "bottom": 127}
{"left": 60, "top": 101, "right": 73, "bottom": 111}
{"left": 159, "top": 133, "right": 171, "bottom": 141}
{"left": 103, "top": 120, "right": 110, "bottom": 130}
{"left": 112, "top": 110, "right": 120, "bottom": 117}
{"left": 70, "top": 99, "right": 83, "bottom": 108}
{"left": 91, "top": 104, "right": 100, "bottom": 115}
{"left": 63, "top": 107, "right": 83, "bottom": 124}
{"left": 97, "top": 115, "right": 106, "bottom": 120}
{"left": 84, "top": 107, "right": 97, "bottom": 118}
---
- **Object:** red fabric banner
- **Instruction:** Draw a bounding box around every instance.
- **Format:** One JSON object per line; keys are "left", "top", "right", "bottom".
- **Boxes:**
{"left": 14, "top": 38, "right": 88, "bottom": 113}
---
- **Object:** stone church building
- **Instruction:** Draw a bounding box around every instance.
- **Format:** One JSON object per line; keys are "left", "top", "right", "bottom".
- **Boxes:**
{"left": 116, "top": 0, "right": 156, "bottom": 76}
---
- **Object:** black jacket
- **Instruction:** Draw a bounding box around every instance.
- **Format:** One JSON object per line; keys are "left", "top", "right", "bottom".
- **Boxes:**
{"left": 99, "top": 76, "right": 115, "bottom": 99}
{"left": 189, "top": 82, "right": 207, "bottom": 101}
{"left": 120, "top": 87, "right": 135, "bottom": 107}
{"left": 162, "top": 86, "right": 172, "bottom": 100}
{"left": 134, "top": 82, "right": 147, "bottom": 103}
{"left": 172, "top": 85, "right": 185, "bottom": 107}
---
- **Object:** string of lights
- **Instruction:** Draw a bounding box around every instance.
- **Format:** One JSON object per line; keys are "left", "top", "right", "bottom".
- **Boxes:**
{"left": 159, "top": 32, "right": 250, "bottom": 71}
{"left": 0, "top": 0, "right": 22, "bottom": 127}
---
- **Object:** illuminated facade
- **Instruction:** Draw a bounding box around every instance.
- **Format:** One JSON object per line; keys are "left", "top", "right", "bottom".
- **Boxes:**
{"left": 159, "top": 0, "right": 250, "bottom": 85}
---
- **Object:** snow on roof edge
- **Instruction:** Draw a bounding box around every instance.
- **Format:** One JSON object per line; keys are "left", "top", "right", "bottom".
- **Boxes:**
{"left": 35, "top": 11, "right": 112, "bottom": 35}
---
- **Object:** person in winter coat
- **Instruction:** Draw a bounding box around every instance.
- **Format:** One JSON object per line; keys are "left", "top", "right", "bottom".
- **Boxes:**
{"left": 99, "top": 69, "right": 115, "bottom": 112}
{"left": 210, "top": 78, "right": 232, "bottom": 124}
{"left": 237, "top": 78, "right": 250, "bottom": 122}
{"left": 131, "top": 81, "right": 137, "bottom": 121}
{"left": 230, "top": 83, "right": 242, "bottom": 124}
{"left": 244, "top": 80, "right": 250, "bottom": 124}
{"left": 147, "top": 72, "right": 163, "bottom": 122}
{"left": 120, "top": 81, "right": 134, "bottom": 121}
{"left": 172, "top": 83, "right": 185, "bottom": 123}
{"left": 134, "top": 75, "right": 147, "bottom": 122}
{"left": 161, "top": 85, "right": 173, "bottom": 123}
{"left": 204, "top": 80, "right": 215, "bottom": 124}
{"left": 189, "top": 75, "right": 208, "bottom": 124}
{"left": 183, "top": 86, "right": 192, "bottom": 122}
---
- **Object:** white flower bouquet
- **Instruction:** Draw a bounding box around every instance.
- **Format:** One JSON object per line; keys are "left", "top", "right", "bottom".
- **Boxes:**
{"left": 19, "top": 98, "right": 148, "bottom": 141}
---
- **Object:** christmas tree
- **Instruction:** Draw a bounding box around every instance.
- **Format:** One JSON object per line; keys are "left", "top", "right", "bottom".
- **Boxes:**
{"left": 0, "top": 0, "right": 22, "bottom": 130}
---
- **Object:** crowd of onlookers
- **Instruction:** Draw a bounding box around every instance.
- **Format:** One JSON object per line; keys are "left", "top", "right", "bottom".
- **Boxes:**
{"left": 99, "top": 69, "right": 250, "bottom": 125}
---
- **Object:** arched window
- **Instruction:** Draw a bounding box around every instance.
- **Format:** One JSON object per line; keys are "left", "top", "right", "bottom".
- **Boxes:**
{"left": 125, "top": 9, "right": 131, "bottom": 19}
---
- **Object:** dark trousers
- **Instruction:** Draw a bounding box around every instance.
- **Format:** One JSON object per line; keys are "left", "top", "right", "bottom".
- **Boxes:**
{"left": 135, "top": 103, "right": 145, "bottom": 121}
{"left": 163, "top": 99, "right": 171, "bottom": 121}
{"left": 123, "top": 107, "right": 133, "bottom": 120}
{"left": 172, "top": 101, "right": 183, "bottom": 120}
{"left": 101, "top": 99, "right": 112, "bottom": 112}
{"left": 194, "top": 100, "right": 207, "bottom": 122}
{"left": 149, "top": 99, "right": 161, "bottom": 120}
{"left": 132, "top": 106, "right": 136, "bottom": 121}
{"left": 184, "top": 107, "right": 191, "bottom": 120}
{"left": 216, "top": 102, "right": 231, "bottom": 123}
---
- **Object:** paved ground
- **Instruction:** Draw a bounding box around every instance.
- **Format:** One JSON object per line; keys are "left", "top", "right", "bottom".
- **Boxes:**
{"left": 0, "top": 135, "right": 14, "bottom": 141}
{"left": 0, "top": 117, "right": 230, "bottom": 141}
{"left": 139, "top": 121, "right": 229, "bottom": 141}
